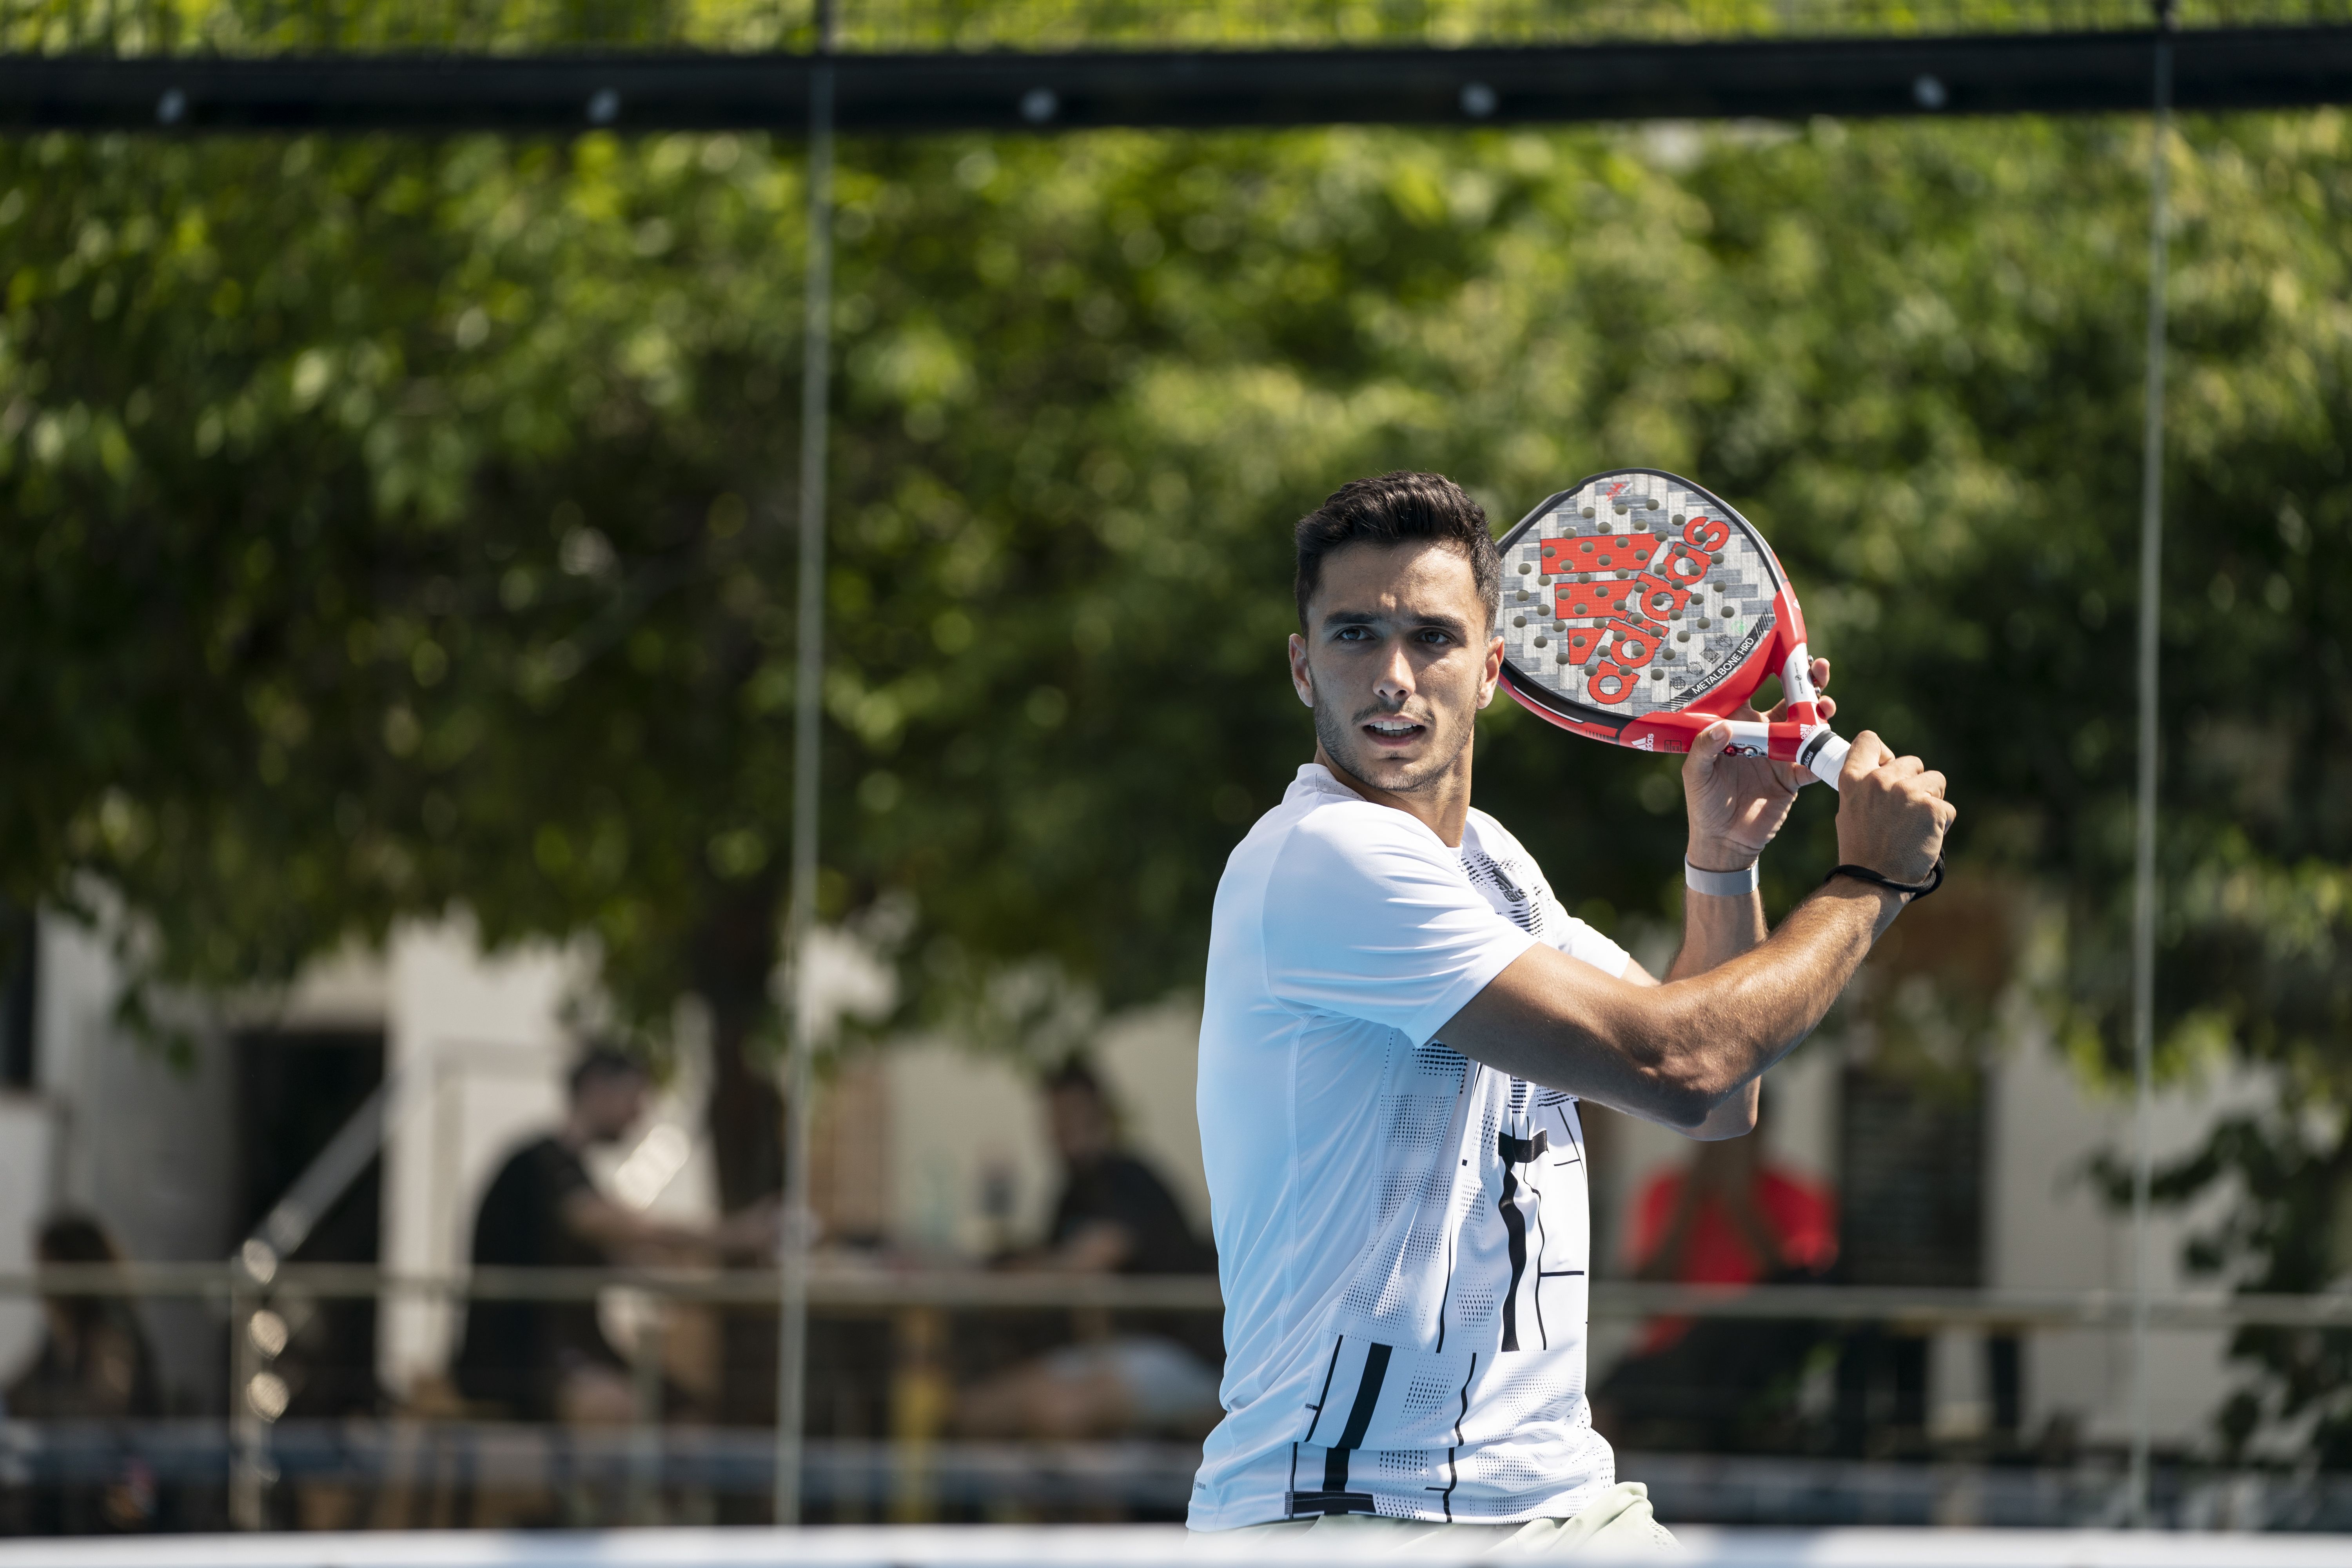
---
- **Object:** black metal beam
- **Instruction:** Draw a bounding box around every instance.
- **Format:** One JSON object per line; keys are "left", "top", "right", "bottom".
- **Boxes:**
{"left": 2, "top": 29, "right": 2348, "bottom": 134}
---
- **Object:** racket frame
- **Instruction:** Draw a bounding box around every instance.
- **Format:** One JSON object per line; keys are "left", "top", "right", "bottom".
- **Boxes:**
{"left": 1494, "top": 468, "right": 1848, "bottom": 786}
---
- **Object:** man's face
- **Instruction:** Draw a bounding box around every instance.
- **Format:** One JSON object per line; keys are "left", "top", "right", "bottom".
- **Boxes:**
{"left": 1047, "top": 1084, "right": 1114, "bottom": 1165}
{"left": 1288, "top": 541, "right": 1502, "bottom": 797}
{"left": 575, "top": 1071, "right": 650, "bottom": 1145}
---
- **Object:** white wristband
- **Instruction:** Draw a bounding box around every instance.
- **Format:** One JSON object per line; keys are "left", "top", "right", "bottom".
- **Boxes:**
{"left": 1685, "top": 858, "right": 1759, "bottom": 897}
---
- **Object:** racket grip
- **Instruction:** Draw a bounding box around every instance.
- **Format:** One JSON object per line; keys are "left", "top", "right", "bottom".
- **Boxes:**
{"left": 1799, "top": 728, "right": 1849, "bottom": 790}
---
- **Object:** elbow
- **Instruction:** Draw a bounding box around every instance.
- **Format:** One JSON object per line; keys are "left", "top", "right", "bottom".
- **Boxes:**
{"left": 1640, "top": 1040, "right": 1747, "bottom": 1132}
{"left": 1627, "top": 991, "right": 1774, "bottom": 1131}
{"left": 1656, "top": 1087, "right": 1724, "bottom": 1132}
{"left": 1639, "top": 1061, "right": 1728, "bottom": 1132}
{"left": 1685, "top": 1094, "right": 1759, "bottom": 1141}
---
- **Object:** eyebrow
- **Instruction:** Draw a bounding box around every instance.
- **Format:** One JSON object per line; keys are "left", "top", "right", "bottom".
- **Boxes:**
{"left": 1318, "top": 607, "right": 1474, "bottom": 639}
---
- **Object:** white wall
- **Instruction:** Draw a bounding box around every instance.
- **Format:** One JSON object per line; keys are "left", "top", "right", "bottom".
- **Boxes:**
{"left": 0, "top": 1095, "right": 56, "bottom": 1386}
{"left": 35, "top": 911, "right": 237, "bottom": 1412}
{"left": 1985, "top": 1021, "right": 2270, "bottom": 1454}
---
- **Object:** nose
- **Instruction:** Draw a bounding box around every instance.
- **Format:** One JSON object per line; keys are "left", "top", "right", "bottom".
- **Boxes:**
{"left": 1373, "top": 637, "right": 1416, "bottom": 707}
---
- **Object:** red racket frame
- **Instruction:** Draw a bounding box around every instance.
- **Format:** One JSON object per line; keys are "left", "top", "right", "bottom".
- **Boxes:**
{"left": 1495, "top": 470, "right": 1846, "bottom": 785}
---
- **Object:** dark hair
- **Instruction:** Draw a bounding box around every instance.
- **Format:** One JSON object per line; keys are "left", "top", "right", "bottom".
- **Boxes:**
{"left": 36, "top": 1213, "right": 123, "bottom": 1268}
{"left": 37, "top": 1213, "right": 127, "bottom": 1332}
{"left": 1043, "top": 1058, "right": 1104, "bottom": 1099}
{"left": 567, "top": 1045, "right": 646, "bottom": 1099}
{"left": 1294, "top": 471, "right": 1501, "bottom": 631}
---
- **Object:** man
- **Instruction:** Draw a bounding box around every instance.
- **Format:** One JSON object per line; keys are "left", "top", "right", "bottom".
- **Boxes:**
{"left": 1190, "top": 472, "right": 1952, "bottom": 1550}
{"left": 2, "top": 1215, "right": 162, "bottom": 1534}
{"left": 454, "top": 1047, "right": 774, "bottom": 1423}
{"left": 1033, "top": 1059, "right": 1216, "bottom": 1279}
{"left": 958, "top": 1060, "right": 1222, "bottom": 1439}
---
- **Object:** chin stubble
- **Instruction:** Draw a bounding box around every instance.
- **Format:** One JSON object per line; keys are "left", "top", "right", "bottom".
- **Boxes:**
{"left": 1313, "top": 697, "right": 1469, "bottom": 794}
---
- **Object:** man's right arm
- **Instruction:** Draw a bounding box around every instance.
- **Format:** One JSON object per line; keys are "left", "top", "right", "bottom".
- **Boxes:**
{"left": 1438, "top": 731, "right": 1953, "bottom": 1130}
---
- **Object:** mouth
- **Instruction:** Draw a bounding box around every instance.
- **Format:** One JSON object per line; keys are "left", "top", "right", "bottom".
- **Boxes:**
{"left": 1361, "top": 714, "right": 1429, "bottom": 748}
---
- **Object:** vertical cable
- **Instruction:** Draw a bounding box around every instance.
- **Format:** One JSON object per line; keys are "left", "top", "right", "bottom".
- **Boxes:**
{"left": 2126, "top": 0, "right": 2175, "bottom": 1530}
{"left": 776, "top": 0, "right": 837, "bottom": 1527}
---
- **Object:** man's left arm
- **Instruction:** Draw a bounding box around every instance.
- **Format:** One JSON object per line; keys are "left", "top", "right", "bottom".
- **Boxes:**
{"left": 1618, "top": 659, "right": 1837, "bottom": 1138}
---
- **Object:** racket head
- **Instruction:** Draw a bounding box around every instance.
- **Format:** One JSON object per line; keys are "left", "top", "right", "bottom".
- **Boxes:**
{"left": 1494, "top": 468, "right": 1811, "bottom": 755}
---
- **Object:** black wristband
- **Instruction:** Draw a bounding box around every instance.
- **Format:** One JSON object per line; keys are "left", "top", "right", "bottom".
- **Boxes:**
{"left": 1823, "top": 856, "right": 1944, "bottom": 900}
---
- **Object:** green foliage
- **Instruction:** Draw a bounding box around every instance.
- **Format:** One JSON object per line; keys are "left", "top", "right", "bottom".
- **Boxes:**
{"left": 5, "top": 103, "right": 2352, "bottom": 1438}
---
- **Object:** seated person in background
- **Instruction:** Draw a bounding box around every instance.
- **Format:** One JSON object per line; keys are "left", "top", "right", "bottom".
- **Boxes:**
{"left": 1592, "top": 1095, "right": 1837, "bottom": 1450}
{"left": 1630, "top": 1093, "right": 1836, "bottom": 1314}
{"left": 453, "top": 1047, "right": 775, "bottom": 1424}
{"left": 958, "top": 1060, "right": 1223, "bottom": 1440}
{"left": 2, "top": 1214, "right": 163, "bottom": 1534}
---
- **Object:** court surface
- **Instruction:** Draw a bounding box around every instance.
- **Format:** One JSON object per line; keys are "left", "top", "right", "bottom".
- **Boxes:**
{"left": 3, "top": 1528, "right": 2350, "bottom": 1568}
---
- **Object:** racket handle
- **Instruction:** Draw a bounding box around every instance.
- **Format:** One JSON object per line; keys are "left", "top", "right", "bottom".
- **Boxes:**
{"left": 1798, "top": 728, "right": 1849, "bottom": 791}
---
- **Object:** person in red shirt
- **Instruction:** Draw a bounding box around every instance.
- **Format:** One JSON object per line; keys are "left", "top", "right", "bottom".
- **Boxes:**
{"left": 1626, "top": 1103, "right": 1837, "bottom": 1354}
{"left": 1593, "top": 1099, "right": 1840, "bottom": 1452}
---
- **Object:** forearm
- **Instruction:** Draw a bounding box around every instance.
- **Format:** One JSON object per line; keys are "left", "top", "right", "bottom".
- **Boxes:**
{"left": 1666, "top": 884, "right": 1768, "bottom": 981}
{"left": 565, "top": 1193, "right": 717, "bottom": 1256}
{"left": 1667, "top": 850, "right": 1781, "bottom": 1136}
{"left": 1445, "top": 879, "right": 1900, "bottom": 1126}
{"left": 1649, "top": 879, "right": 1899, "bottom": 1107}
{"left": 1668, "top": 835, "right": 1771, "bottom": 981}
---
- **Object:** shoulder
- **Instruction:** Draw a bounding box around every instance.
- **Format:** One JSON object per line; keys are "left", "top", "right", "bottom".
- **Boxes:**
{"left": 486, "top": 1138, "right": 552, "bottom": 1187}
{"left": 1271, "top": 795, "right": 1457, "bottom": 887}
{"left": 1463, "top": 806, "right": 1533, "bottom": 861}
{"left": 519, "top": 1136, "right": 590, "bottom": 1189}
{"left": 1104, "top": 1152, "right": 1180, "bottom": 1202}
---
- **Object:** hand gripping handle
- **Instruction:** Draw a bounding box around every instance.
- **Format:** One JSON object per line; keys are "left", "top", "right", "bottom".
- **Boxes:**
{"left": 1710, "top": 722, "right": 1849, "bottom": 789}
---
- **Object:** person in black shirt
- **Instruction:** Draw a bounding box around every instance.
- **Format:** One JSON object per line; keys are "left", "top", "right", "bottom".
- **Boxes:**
{"left": 453, "top": 1048, "right": 774, "bottom": 1422}
{"left": 958, "top": 1060, "right": 1222, "bottom": 1439}
{"left": 1040, "top": 1062, "right": 1217, "bottom": 1278}
{"left": 0, "top": 1215, "right": 163, "bottom": 1534}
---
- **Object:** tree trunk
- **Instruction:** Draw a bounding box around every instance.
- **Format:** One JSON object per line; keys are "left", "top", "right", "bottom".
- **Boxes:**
{"left": 690, "top": 876, "right": 786, "bottom": 1447}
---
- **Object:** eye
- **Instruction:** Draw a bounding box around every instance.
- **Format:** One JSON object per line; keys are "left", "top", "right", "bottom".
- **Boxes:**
{"left": 1334, "top": 625, "right": 1372, "bottom": 641}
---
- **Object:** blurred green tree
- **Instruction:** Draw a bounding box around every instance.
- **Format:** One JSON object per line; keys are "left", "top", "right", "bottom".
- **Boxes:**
{"left": 4, "top": 107, "right": 2352, "bottom": 1444}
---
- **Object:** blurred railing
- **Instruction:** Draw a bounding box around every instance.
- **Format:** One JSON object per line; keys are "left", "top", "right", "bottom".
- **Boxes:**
{"left": 9, "top": 1261, "right": 2352, "bottom": 1326}
{"left": 4, "top": 1266, "right": 2348, "bottom": 1530}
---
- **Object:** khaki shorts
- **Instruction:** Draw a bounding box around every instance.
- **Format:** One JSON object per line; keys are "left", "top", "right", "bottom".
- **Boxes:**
{"left": 1199, "top": 1481, "right": 1681, "bottom": 1557}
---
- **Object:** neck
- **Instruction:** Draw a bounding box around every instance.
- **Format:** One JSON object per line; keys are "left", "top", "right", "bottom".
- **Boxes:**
{"left": 1314, "top": 741, "right": 1475, "bottom": 848}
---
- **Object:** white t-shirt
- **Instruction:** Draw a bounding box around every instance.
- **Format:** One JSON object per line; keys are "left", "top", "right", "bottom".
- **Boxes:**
{"left": 1189, "top": 764, "right": 1632, "bottom": 1530}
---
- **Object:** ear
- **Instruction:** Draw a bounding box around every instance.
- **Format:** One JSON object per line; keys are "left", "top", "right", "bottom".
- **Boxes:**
{"left": 1288, "top": 632, "right": 1315, "bottom": 710}
{"left": 1477, "top": 632, "right": 1504, "bottom": 709}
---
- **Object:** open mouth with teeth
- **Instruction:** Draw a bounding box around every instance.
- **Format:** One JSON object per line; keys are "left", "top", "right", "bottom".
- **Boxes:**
{"left": 1362, "top": 715, "right": 1429, "bottom": 746}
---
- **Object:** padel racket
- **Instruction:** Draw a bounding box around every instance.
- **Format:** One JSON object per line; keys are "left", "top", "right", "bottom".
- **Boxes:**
{"left": 1494, "top": 468, "right": 1853, "bottom": 789}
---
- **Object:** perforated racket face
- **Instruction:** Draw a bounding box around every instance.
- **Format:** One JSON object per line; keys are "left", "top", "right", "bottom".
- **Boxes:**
{"left": 1495, "top": 469, "right": 1797, "bottom": 745}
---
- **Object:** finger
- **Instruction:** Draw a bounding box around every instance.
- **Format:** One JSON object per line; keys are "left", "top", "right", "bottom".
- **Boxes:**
{"left": 1811, "top": 657, "right": 1831, "bottom": 693}
{"left": 1875, "top": 753, "right": 1927, "bottom": 784}
{"left": 1817, "top": 696, "right": 1838, "bottom": 721}
{"left": 1843, "top": 730, "right": 1891, "bottom": 778}
{"left": 1909, "top": 769, "right": 1948, "bottom": 801}
{"left": 1683, "top": 722, "right": 1731, "bottom": 780}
